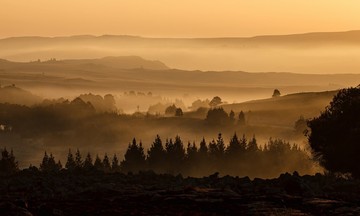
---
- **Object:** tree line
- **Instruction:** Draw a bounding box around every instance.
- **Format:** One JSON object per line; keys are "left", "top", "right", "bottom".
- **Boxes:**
{"left": 1, "top": 133, "right": 313, "bottom": 178}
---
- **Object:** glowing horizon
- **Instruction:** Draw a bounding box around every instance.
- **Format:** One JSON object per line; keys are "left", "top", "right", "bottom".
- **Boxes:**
{"left": 2, "top": 0, "right": 360, "bottom": 38}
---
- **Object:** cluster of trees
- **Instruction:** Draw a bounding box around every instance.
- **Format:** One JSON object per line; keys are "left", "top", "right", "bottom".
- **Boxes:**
{"left": 0, "top": 148, "right": 18, "bottom": 175}
{"left": 0, "top": 96, "right": 123, "bottom": 139}
{"left": 120, "top": 134, "right": 312, "bottom": 177}
{"left": 308, "top": 86, "right": 360, "bottom": 178}
{"left": 206, "top": 107, "right": 246, "bottom": 126}
{"left": 37, "top": 149, "right": 121, "bottom": 173}
{"left": 0, "top": 134, "right": 312, "bottom": 178}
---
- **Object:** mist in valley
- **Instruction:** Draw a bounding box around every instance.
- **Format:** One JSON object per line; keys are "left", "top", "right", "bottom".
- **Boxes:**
{"left": 0, "top": 32, "right": 359, "bottom": 178}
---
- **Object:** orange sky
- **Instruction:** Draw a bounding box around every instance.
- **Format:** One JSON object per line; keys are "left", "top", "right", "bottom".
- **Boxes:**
{"left": 1, "top": 0, "right": 360, "bottom": 38}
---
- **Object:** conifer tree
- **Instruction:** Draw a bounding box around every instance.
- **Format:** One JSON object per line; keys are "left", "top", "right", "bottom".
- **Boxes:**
{"left": 227, "top": 133, "right": 239, "bottom": 153}
{"left": 238, "top": 111, "right": 246, "bottom": 126}
{"left": 198, "top": 138, "right": 208, "bottom": 157}
{"left": 247, "top": 135, "right": 259, "bottom": 152}
{"left": 83, "top": 153, "right": 94, "bottom": 171}
{"left": 121, "top": 138, "right": 146, "bottom": 172}
{"left": 147, "top": 135, "right": 166, "bottom": 173}
{"left": 65, "top": 149, "right": 76, "bottom": 171}
{"left": 111, "top": 154, "right": 120, "bottom": 172}
{"left": 75, "top": 149, "right": 83, "bottom": 169}
{"left": 94, "top": 154, "right": 103, "bottom": 171}
{"left": 103, "top": 153, "right": 111, "bottom": 172}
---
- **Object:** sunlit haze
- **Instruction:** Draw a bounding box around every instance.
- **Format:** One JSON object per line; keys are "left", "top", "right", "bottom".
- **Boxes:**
{"left": 1, "top": 0, "right": 360, "bottom": 38}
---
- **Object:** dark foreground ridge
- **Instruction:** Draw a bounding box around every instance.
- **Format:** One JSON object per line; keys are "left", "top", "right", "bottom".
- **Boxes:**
{"left": 1, "top": 171, "right": 360, "bottom": 215}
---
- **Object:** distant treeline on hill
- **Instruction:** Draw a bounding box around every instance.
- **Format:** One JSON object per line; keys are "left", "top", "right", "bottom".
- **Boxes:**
{"left": 0, "top": 133, "right": 314, "bottom": 178}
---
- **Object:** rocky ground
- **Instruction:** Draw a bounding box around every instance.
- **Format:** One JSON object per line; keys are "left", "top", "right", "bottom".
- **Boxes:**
{"left": 1, "top": 170, "right": 360, "bottom": 215}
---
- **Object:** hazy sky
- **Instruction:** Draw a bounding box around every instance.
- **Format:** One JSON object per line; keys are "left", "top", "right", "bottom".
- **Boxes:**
{"left": 1, "top": 0, "right": 360, "bottom": 38}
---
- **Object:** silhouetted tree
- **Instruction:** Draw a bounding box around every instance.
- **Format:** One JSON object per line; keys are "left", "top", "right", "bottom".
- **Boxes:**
{"left": 40, "top": 152, "right": 60, "bottom": 172}
{"left": 206, "top": 107, "right": 229, "bottom": 125}
{"left": 65, "top": 149, "right": 76, "bottom": 171}
{"left": 229, "top": 110, "right": 235, "bottom": 123}
{"left": 75, "top": 149, "right": 83, "bottom": 169}
{"left": 238, "top": 111, "right": 246, "bottom": 126}
{"left": 209, "top": 96, "right": 222, "bottom": 107}
{"left": 175, "top": 108, "right": 183, "bottom": 117}
{"left": 272, "top": 89, "right": 281, "bottom": 97}
{"left": 165, "top": 136, "right": 185, "bottom": 174}
{"left": 0, "top": 148, "right": 18, "bottom": 175}
{"left": 247, "top": 135, "right": 259, "bottom": 152}
{"left": 147, "top": 135, "right": 166, "bottom": 173}
{"left": 308, "top": 86, "right": 360, "bottom": 178}
{"left": 111, "top": 154, "right": 120, "bottom": 172}
{"left": 103, "top": 153, "right": 111, "bottom": 172}
{"left": 198, "top": 138, "right": 208, "bottom": 158}
{"left": 186, "top": 142, "right": 198, "bottom": 161}
{"left": 227, "top": 133, "right": 241, "bottom": 156}
{"left": 239, "top": 134, "right": 247, "bottom": 151}
{"left": 83, "top": 153, "right": 94, "bottom": 171}
{"left": 165, "top": 104, "right": 177, "bottom": 116}
{"left": 121, "top": 138, "right": 146, "bottom": 173}
{"left": 94, "top": 154, "right": 103, "bottom": 171}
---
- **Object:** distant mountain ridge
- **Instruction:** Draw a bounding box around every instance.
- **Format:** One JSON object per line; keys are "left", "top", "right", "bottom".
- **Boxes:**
{"left": 2, "top": 30, "right": 360, "bottom": 45}
{"left": 1, "top": 30, "right": 360, "bottom": 73}
{"left": 0, "top": 56, "right": 168, "bottom": 70}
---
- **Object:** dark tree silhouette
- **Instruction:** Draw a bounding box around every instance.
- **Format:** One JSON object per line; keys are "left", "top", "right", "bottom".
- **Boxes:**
{"left": 239, "top": 134, "right": 247, "bottom": 151}
{"left": 175, "top": 108, "right": 183, "bottom": 117}
{"left": 229, "top": 110, "right": 235, "bottom": 123}
{"left": 247, "top": 135, "right": 259, "bottom": 152}
{"left": 40, "top": 152, "right": 61, "bottom": 172}
{"left": 206, "top": 107, "right": 229, "bottom": 125}
{"left": 65, "top": 149, "right": 76, "bottom": 171}
{"left": 94, "top": 154, "right": 103, "bottom": 171}
{"left": 0, "top": 148, "right": 18, "bottom": 174}
{"left": 121, "top": 138, "right": 146, "bottom": 173}
{"left": 147, "top": 135, "right": 166, "bottom": 173}
{"left": 75, "top": 149, "right": 83, "bottom": 169}
{"left": 209, "top": 96, "right": 222, "bottom": 107}
{"left": 227, "top": 133, "right": 242, "bottom": 156}
{"left": 83, "top": 153, "right": 94, "bottom": 171}
{"left": 165, "top": 136, "right": 185, "bottom": 174}
{"left": 103, "top": 153, "right": 111, "bottom": 172}
{"left": 272, "top": 89, "right": 281, "bottom": 97}
{"left": 165, "top": 104, "right": 177, "bottom": 116}
{"left": 238, "top": 111, "right": 246, "bottom": 126}
{"left": 198, "top": 138, "right": 208, "bottom": 158}
{"left": 308, "top": 86, "right": 360, "bottom": 177}
{"left": 111, "top": 154, "right": 120, "bottom": 172}
{"left": 186, "top": 142, "right": 198, "bottom": 162}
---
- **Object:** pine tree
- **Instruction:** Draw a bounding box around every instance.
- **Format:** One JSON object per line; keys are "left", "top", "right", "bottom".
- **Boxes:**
{"left": 198, "top": 138, "right": 208, "bottom": 157}
{"left": 247, "top": 135, "right": 259, "bottom": 152}
{"left": 40, "top": 152, "right": 60, "bottom": 172}
{"left": 239, "top": 134, "right": 247, "bottom": 151}
{"left": 111, "top": 154, "right": 120, "bottom": 172}
{"left": 227, "top": 133, "right": 241, "bottom": 155}
{"left": 94, "top": 154, "right": 103, "bottom": 171}
{"left": 147, "top": 135, "right": 166, "bottom": 173}
{"left": 83, "top": 153, "right": 94, "bottom": 171}
{"left": 168, "top": 136, "right": 185, "bottom": 173}
{"left": 75, "top": 149, "right": 83, "bottom": 169}
{"left": 121, "top": 138, "right": 146, "bottom": 172}
{"left": 229, "top": 110, "right": 235, "bottom": 123}
{"left": 238, "top": 111, "right": 246, "bottom": 126}
{"left": 40, "top": 151, "right": 49, "bottom": 171}
{"left": 103, "top": 153, "right": 111, "bottom": 172}
{"left": 216, "top": 133, "right": 226, "bottom": 156}
{"left": 65, "top": 149, "right": 76, "bottom": 171}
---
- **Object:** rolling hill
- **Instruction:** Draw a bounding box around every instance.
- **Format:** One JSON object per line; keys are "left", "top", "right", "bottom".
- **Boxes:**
{"left": 1, "top": 30, "right": 360, "bottom": 73}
